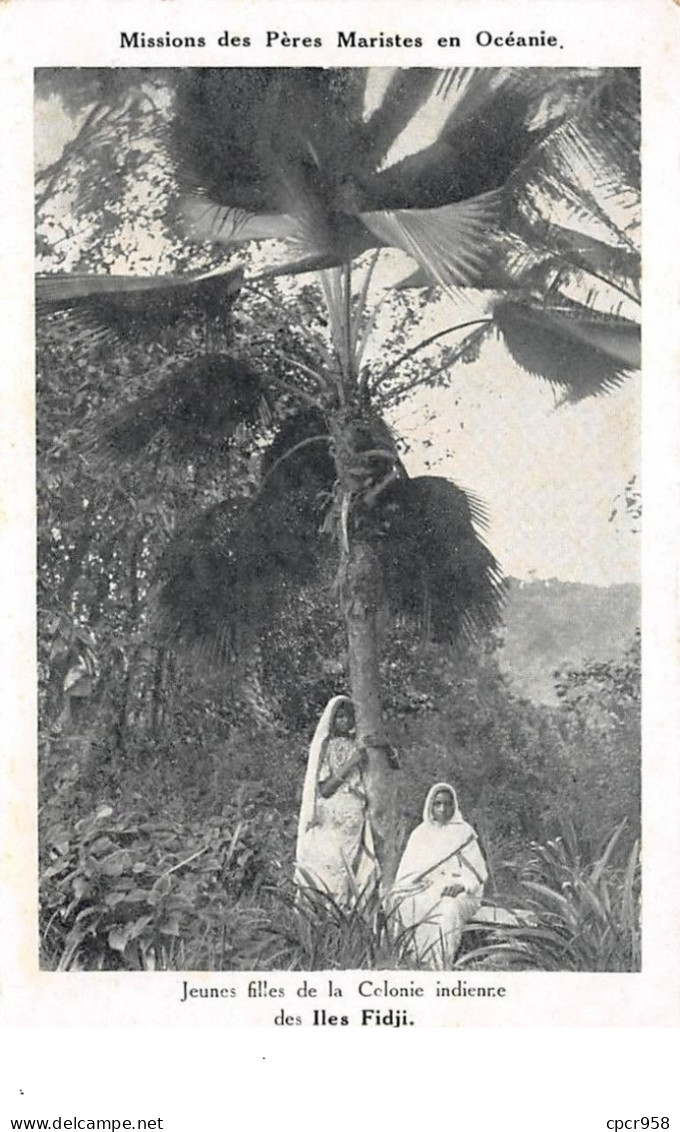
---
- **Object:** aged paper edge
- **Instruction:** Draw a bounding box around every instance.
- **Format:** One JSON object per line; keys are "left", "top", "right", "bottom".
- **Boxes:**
{"left": 1, "top": 0, "right": 678, "bottom": 1029}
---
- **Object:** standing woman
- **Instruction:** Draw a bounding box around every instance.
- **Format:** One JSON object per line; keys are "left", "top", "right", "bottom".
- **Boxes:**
{"left": 390, "top": 783, "right": 487, "bottom": 969}
{"left": 295, "top": 695, "right": 380, "bottom": 907}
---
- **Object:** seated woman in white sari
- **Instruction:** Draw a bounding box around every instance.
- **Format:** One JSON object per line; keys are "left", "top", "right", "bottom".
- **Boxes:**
{"left": 295, "top": 696, "right": 380, "bottom": 908}
{"left": 390, "top": 783, "right": 487, "bottom": 969}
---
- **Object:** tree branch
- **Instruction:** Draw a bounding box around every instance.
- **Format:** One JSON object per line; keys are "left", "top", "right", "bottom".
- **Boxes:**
{"left": 35, "top": 101, "right": 115, "bottom": 211}
{"left": 258, "top": 434, "right": 332, "bottom": 492}
{"left": 380, "top": 324, "right": 492, "bottom": 408}
{"left": 370, "top": 318, "right": 493, "bottom": 395}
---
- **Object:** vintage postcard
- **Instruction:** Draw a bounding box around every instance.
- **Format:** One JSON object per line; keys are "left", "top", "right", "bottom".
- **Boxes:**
{"left": 1, "top": 0, "right": 678, "bottom": 1032}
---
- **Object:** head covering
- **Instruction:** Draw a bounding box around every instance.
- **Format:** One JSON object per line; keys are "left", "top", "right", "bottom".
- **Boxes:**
{"left": 390, "top": 783, "right": 488, "bottom": 968}
{"left": 422, "top": 782, "right": 462, "bottom": 824}
{"left": 394, "top": 782, "right": 482, "bottom": 888}
{"left": 296, "top": 695, "right": 351, "bottom": 861}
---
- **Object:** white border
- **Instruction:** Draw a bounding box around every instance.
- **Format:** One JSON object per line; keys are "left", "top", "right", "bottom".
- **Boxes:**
{"left": 1, "top": 0, "right": 678, "bottom": 1030}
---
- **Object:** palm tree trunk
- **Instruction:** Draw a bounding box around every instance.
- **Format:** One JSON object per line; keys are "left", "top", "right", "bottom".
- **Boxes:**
{"left": 344, "top": 540, "right": 400, "bottom": 888}
{"left": 150, "top": 646, "right": 167, "bottom": 738}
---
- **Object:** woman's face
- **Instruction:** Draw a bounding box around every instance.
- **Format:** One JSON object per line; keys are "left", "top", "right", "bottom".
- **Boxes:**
{"left": 431, "top": 789, "right": 455, "bottom": 824}
{"left": 333, "top": 704, "right": 354, "bottom": 737}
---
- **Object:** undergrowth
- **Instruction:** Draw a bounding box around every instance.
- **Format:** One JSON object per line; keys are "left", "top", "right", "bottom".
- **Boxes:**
{"left": 40, "top": 791, "right": 640, "bottom": 974}
{"left": 458, "top": 820, "right": 640, "bottom": 972}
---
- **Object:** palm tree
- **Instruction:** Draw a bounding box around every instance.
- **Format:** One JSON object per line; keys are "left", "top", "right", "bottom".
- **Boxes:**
{"left": 36, "top": 66, "right": 640, "bottom": 884}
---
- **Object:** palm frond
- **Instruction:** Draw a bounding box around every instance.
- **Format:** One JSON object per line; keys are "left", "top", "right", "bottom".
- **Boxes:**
{"left": 163, "top": 67, "right": 634, "bottom": 292}
{"left": 36, "top": 268, "right": 243, "bottom": 348}
{"left": 260, "top": 407, "right": 335, "bottom": 492}
{"left": 514, "top": 210, "right": 640, "bottom": 299}
{"left": 494, "top": 297, "right": 640, "bottom": 401}
{"left": 169, "top": 69, "right": 363, "bottom": 212}
{"left": 518, "top": 70, "right": 640, "bottom": 241}
{"left": 362, "top": 192, "right": 501, "bottom": 290}
{"left": 168, "top": 69, "right": 279, "bottom": 209}
{"left": 372, "top": 475, "right": 506, "bottom": 643}
{"left": 155, "top": 407, "right": 336, "bottom": 660}
{"left": 367, "top": 69, "right": 601, "bottom": 211}
{"left": 558, "top": 69, "right": 640, "bottom": 194}
{"left": 360, "top": 69, "right": 441, "bottom": 168}
{"left": 176, "top": 195, "right": 301, "bottom": 247}
{"left": 155, "top": 484, "right": 327, "bottom": 662}
{"left": 96, "top": 354, "right": 265, "bottom": 460}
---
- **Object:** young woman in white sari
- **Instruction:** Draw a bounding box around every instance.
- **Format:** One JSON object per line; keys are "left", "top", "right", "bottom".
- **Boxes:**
{"left": 295, "top": 696, "right": 380, "bottom": 907}
{"left": 390, "top": 782, "right": 487, "bottom": 969}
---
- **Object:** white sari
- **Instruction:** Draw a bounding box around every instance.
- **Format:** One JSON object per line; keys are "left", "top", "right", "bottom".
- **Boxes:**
{"left": 390, "top": 783, "right": 487, "bottom": 969}
{"left": 295, "top": 696, "right": 380, "bottom": 907}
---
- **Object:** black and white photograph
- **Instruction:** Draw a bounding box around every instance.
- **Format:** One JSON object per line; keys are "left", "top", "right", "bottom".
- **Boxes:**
{"left": 33, "top": 65, "right": 643, "bottom": 979}
{"left": 3, "top": 6, "right": 680, "bottom": 1129}
{"left": 5, "top": 0, "right": 680, "bottom": 1104}
{"left": 32, "top": 64, "right": 646, "bottom": 983}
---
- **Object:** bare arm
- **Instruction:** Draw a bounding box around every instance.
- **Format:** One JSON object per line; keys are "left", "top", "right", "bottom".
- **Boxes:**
{"left": 318, "top": 743, "right": 366, "bottom": 798}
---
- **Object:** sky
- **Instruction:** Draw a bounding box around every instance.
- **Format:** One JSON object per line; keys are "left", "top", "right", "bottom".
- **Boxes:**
{"left": 394, "top": 340, "right": 639, "bottom": 585}
{"left": 363, "top": 70, "right": 640, "bottom": 586}
{"left": 34, "top": 72, "right": 640, "bottom": 587}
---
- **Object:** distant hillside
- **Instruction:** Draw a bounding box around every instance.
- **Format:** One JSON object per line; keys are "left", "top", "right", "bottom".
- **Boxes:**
{"left": 499, "top": 578, "right": 640, "bottom": 704}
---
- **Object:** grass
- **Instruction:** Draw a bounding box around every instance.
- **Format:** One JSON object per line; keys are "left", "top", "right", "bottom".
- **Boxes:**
{"left": 40, "top": 794, "right": 640, "bottom": 973}
{"left": 457, "top": 820, "right": 640, "bottom": 972}
{"left": 225, "top": 877, "right": 417, "bottom": 971}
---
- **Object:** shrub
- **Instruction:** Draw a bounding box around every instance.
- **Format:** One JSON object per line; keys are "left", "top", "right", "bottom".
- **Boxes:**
{"left": 39, "top": 801, "right": 289, "bottom": 970}
{"left": 457, "top": 820, "right": 640, "bottom": 972}
{"left": 233, "top": 877, "right": 418, "bottom": 971}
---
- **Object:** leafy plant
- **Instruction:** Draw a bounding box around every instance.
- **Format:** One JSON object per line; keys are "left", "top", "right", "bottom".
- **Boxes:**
{"left": 457, "top": 820, "right": 640, "bottom": 972}
{"left": 243, "top": 877, "right": 417, "bottom": 971}
{"left": 39, "top": 802, "right": 282, "bottom": 970}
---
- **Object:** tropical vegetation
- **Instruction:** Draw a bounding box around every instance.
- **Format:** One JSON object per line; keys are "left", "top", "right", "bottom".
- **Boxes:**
{"left": 36, "top": 66, "right": 641, "bottom": 969}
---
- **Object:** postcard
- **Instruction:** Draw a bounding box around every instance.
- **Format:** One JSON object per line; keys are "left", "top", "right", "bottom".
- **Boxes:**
{"left": 1, "top": 0, "right": 678, "bottom": 1033}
